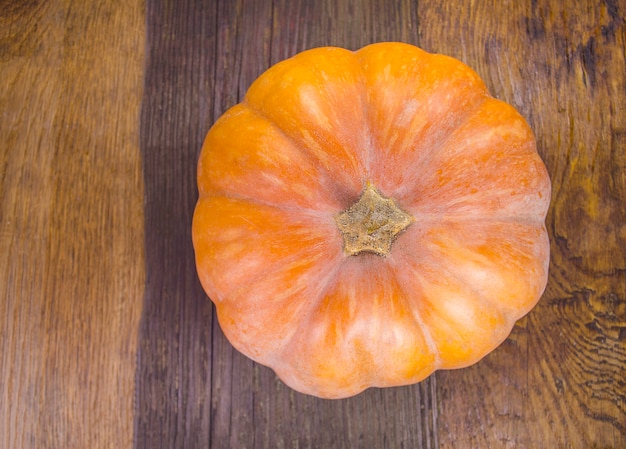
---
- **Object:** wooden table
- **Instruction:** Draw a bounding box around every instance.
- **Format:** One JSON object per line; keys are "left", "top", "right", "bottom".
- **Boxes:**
{"left": 2, "top": 0, "right": 624, "bottom": 447}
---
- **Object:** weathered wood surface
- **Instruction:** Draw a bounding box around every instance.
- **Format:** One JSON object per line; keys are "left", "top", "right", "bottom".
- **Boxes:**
{"left": 1, "top": 0, "right": 625, "bottom": 448}
{"left": 0, "top": 0, "right": 145, "bottom": 448}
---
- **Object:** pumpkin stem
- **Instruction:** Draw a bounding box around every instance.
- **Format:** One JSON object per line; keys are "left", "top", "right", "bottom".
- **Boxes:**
{"left": 335, "top": 182, "right": 414, "bottom": 256}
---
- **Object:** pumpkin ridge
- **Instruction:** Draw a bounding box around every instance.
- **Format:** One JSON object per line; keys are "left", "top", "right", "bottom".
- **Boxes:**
{"left": 414, "top": 211, "right": 550, "bottom": 225}
{"left": 240, "top": 100, "right": 365, "bottom": 206}
{"left": 432, "top": 219, "right": 549, "bottom": 316}
{"left": 385, "top": 253, "right": 442, "bottom": 371}
{"left": 198, "top": 189, "right": 332, "bottom": 214}
{"left": 197, "top": 102, "right": 346, "bottom": 211}
{"left": 396, "top": 100, "right": 550, "bottom": 212}
{"left": 395, "top": 220, "right": 546, "bottom": 365}
{"left": 278, "top": 256, "right": 440, "bottom": 396}
{"left": 217, "top": 251, "right": 343, "bottom": 363}
{"left": 198, "top": 188, "right": 342, "bottom": 218}
{"left": 385, "top": 94, "right": 491, "bottom": 201}
{"left": 395, "top": 260, "right": 512, "bottom": 369}
{"left": 390, "top": 227, "right": 520, "bottom": 364}
{"left": 269, "top": 256, "right": 349, "bottom": 391}
{"left": 192, "top": 195, "right": 342, "bottom": 303}
{"left": 353, "top": 48, "right": 375, "bottom": 179}
{"left": 407, "top": 213, "right": 551, "bottom": 234}
{"left": 426, "top": 245, "right": 514, "bottom": 320}
{"left": 356, "top": 44, "right": 492, "bottom": 198}
{"left": 241, "top": 50, "right": 369, "bottom": 200}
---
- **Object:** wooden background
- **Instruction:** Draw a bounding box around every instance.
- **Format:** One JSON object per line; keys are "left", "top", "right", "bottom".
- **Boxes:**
{"left": 1, "top": 0, "right": 625, "bottom": 448}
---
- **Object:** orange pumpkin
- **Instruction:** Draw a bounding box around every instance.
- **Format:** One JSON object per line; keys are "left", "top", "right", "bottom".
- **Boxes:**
{"left": 192, "top": 42, "right": 551, "bottom": 399}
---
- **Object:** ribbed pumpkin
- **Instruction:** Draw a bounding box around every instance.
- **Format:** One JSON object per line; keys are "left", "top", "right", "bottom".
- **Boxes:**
{"left": 192, "top": 42, "right": 551, "bottom": 399}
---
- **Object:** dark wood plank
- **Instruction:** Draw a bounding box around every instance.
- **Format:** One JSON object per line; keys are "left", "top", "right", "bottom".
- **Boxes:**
{"left": 418, "top": 0, "right": 626, "bottom": 447}
{"left": 208, "top": 1, "right": 439, "bottom": 448}
{"left": 1, "top": 1, "right": 145, "bottom": 447}
{"left": 136, "top": 0, "right": 440, "bottom": 448}
{"left": 134, "top": 0, "right": 217, "bottom": 448}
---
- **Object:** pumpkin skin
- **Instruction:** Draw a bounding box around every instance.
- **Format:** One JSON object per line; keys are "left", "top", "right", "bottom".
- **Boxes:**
{"left": 192, "top": 42, "right": 551, "bottom": 399}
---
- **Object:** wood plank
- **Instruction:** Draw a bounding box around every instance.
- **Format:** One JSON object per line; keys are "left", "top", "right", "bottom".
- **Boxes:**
{"left": 133, "top": 0, "right": 217, "bottom": 447}
{"left": 418, "top": 0, "right": 626, "bottom": 447}
{"left": 0, "top": 1, "right": 145, "bottom": 448}
{"left": 208, "top": 0, "right": 438, "bottom": 447}
{"left": 134, "top": 0, "right": 441, "bottom": 448}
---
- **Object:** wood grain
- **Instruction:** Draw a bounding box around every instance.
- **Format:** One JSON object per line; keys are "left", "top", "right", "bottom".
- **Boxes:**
{"left": 418, "top": 1, "right": 626, "bottom": 447}
{"left": 0, "top": 1, "right": 145, "bottom": 448}
{"left": 134, "top": 1, "right": 215, "bottom": 448}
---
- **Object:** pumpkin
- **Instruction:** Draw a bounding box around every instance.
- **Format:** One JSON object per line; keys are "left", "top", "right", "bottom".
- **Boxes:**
{"left": 192, "top": 42, "right": 551, "bottom": 399}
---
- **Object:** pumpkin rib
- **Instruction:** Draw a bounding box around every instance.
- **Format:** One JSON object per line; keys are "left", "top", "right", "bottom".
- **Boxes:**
{"left": 198, "top": 188, "right": 342, "bottom": 219}
{"left": 356, "top": 43, "right": 492, "bottom": 198}
{"left": 369, "top": 93, "right": 492, "bottom": 202}
{"left": 383, "top": 254, "right": 443, "bottom": 369}
{"left": 393, "top": 255, "right": 513, "bottom": 369}
{"left": 241, "top": 97, "right": 365, "bottom": 207}
{"left": 353, "top": 50, "right": 376, "bottom": 180}
{"left": 217, "top": 247, "right": 345, "bottom": 365}
{"left": 192, "top": 195, "right": 343, "bottom": 305}
{"left": 272, "top": 256, "right": 439, "bottom": 398}
{"left": 397, "top": 99, "right": 551, "bottom": 220}
{"left": 419, "top": 246, "right": 514, "bottom": 324}
{"left": 395, "top": 211, "right": 550, "bottom": 324}
{"left": 194, "top": 195, "right": 346, "bottom": 363}
{"left": 274, "top": 253, "right": 350, "bottom": 347}
{"left": 268, "top": 256, "right": 352, "bottom": 395}
{"left": 373, "top": 93, "right": 490, "bottom": 202}
{"left": 438, "top": 219, "right": 549, "bottom": 317}
{"left": 389, "top": 218, "right": 548, "bottom": 367}
{"left": 242, "top": 47, "right": 370, "bottom": 201}
{"left": 272, "top": 257, "right": 359, "bottom": 397}
{"left": 410, "top": 211, "right": 550, "bottom": 228}
{"left": 351, "top": 261, "right": 439, "bottom": 389}
{"left": 391, "top": 221, "right": 536, "bottom": 369}
{"left": 197, "top": 104, "right": 349, "bottom": 212}
{"left": 404, "top": 218, "right": 547, "bottom": 314}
